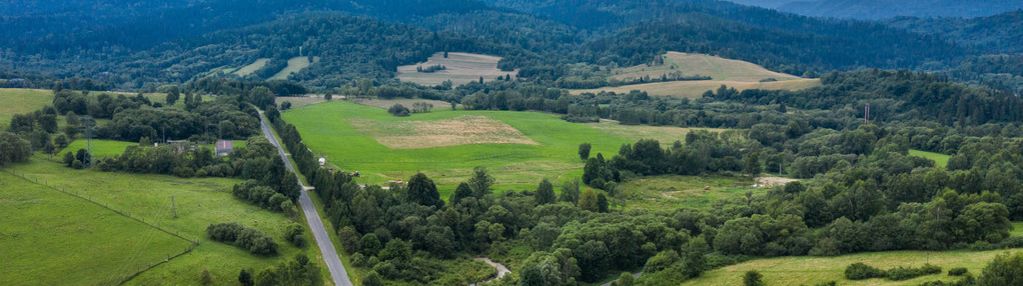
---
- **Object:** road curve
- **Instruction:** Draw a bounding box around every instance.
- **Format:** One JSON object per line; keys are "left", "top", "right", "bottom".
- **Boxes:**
{"left": 259, "top": 112, "right": 353, "bottom": 286}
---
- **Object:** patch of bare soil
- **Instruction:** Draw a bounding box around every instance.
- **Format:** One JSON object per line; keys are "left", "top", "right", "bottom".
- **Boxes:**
{"left": 352, "top": 116, "right": 537, "bottom": 149}
{"left": 755, "top": 176, "right": 798, "bottom": 188}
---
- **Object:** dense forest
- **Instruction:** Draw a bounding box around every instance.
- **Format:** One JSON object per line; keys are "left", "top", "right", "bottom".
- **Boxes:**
{"left": 771, "top": 0, "right": 1023, "bottom": 20}
{"left": 1, "top": 0, "right": 1012, "bottom": 90}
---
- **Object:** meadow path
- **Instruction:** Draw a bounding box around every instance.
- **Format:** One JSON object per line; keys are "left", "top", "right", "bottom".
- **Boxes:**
{"left": 259, "top": 112, "right": 353, "bottom": 286}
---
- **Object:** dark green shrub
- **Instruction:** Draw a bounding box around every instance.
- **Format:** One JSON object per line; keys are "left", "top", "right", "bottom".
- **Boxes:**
{"left": 887, "top": 264, "right": 941, "bottom": 281}
{"left": 949, "top": 267, "right": 969, "bottom": 276}
{"left": 845, "top": 262, "right": 886, "bottom": 280}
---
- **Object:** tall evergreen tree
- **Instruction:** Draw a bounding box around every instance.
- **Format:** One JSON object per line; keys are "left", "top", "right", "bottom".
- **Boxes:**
{"left": 406, "top": 173, "right": 443, "bottom": 208}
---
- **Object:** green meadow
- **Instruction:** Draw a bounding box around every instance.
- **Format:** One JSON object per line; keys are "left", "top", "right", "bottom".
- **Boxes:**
{"left": 617, "top": 175, "right": 759, "bottom": 210}
{"left": 0, "top": 171, "right": 191, "bottom": 286}
{"left": 910, "top": 149, "right": 951, "bottom": 168}
{"left": 3, "top": 157, "right": 329, "bottom": 285}
{"left": 683, "top": 249, "right": 1023, "bottom": 286}
{"left": 59, "top": 139, "right": 248, "bottom": 159}
{"left": 0, "top": 88, "right": 54, "bottom": 130}
{"left": 282, "top": 101, "right": 713, "bottom": 196}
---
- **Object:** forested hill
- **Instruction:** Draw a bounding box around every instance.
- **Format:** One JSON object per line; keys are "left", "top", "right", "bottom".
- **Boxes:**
{"left": 776, "top": 0, "right": 1023, "bottom": 20}
{"left": 0, "top": 0, "right": 491, "bottom": 52}
{"left": 0, "top": 0, "right": 1015, "bottom": 90}
{"left": 888, "top": 10, "right": 1023, "bottom": 54}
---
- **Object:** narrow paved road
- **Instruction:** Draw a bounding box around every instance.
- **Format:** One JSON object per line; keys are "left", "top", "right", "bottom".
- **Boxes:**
{"left": 259, "top": 112, "right": 352, "bottom": 286}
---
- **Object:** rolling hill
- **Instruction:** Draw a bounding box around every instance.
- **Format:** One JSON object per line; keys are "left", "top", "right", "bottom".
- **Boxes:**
{"left": 777, "top": 0, "right": 1023, "bottom": 20}
{"left": 397, "top": 52, "right": 516, "bottom": 86}
{"left": 571, "top": 52, "right": 821, "bottom": 97}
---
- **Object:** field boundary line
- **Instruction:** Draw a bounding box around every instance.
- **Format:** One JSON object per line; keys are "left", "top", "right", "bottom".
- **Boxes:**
{"left": 1, "top": 169, "right": 201, "bottom": 285}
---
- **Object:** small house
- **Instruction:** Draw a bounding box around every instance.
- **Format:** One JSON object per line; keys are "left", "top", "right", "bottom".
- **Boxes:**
{"left": 215, "top": 140, "right": 233, "bottom": 157}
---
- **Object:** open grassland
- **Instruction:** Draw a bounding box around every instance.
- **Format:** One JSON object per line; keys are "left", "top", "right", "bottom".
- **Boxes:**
{"left": 271, "top": 56, "right": 319, "bottom": 80}
{"left": 570, "top": 52, "right": 821, "bottom": 98}
{"left": 584, "top": 120, "right": 724, "bottom": 147}
{"left": 277, "top": 96, "right": 328, "bottom": 109}
{"left": 570, "top": 78, "right": 821, "bottom": 98}
{"left": 684, "top": 249, "right": 1023, "bottom": 286}
{"left": 0, "top": 172, "right": 191, "bottom": 286}
{"left": 352, "top": 98, "right": 453, "bottom": 110}
{"left": 234, "top": 58, "right": 270, "bottom": 77}
{"left": 910, "top": 149, "right": 951, "bottom": 168}
{"left": 61, "top": 139, "right": 137, "bottom": 158}
{"left": 0, "top": 88, "right": 54, "bottom": 130}
{"left": 617, "top": 175, "right": 759, "bottom": 210}
{"left": 613, "top": 52, "right": 801, "bottom": 82}
{"left": 59, "top": 139, "right": 247, "bottom": 159}
{"left": 397, "top": 52, "right": 517, "bottom": 86}
{"left": 5, "top": 157, "right": 328, "bottom": 285}
{"left": 283, "top": 101, "right": 717, "bottom": 196}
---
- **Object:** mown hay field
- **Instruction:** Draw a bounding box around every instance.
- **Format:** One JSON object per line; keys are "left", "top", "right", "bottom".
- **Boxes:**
{"left": 397, "top": 52, "right": 517, "bottom": 86}
{"left": 283, "top": 101, "right": 723, "bottom": 196}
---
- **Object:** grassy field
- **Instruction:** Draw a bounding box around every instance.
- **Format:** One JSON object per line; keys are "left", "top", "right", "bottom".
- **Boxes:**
{"left": 271, "top": 56, "right": 319, "bottom": 80}
{"left": 612, "top": 52, "right": 801, "bottom": 82}
{"left": 569, "top": 52, "right": 821, "bottom": 98}
{"left": 4, "top": 157, "right": 329, "bottom": 285}
{"left": 0, "top": 88, "right": 55, "bottom": 130}
{"left": 0, "top": 171, "right": 192, "bottom": 286}
{"left": 570, "top": 78, "right": 821, "bottom": 98}
{"left": 352, "top": 98, "right": 453, "bottom": 110}
{"left": 235, "top": 58, "right": 270, "bottom": 77}
{"left": 910, "top": 149, "right": 951, "bottom": 168}
{"left": 282, "top": 101, "right": 717, "bottom": 196}
{"left": 685, "top": 249, "right": 1023, "bottom": 286}
{"left": 617, "top": 175, "right": 759, "bottom": 210}
{"left": 60, "top": 139, "right": 137, "bottom": 158}
{"left": 397, "top": 52, "right": 517, "bottom": 86}
{"left": 58, "top": 139, "right": 248, "bottom": 160}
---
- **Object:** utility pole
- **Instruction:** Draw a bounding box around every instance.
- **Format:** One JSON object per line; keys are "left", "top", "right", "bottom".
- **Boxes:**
{"left": 864, "top": 103, "right": 870, "bottom": 124}
{"left": 81, "top": 116, "right": 95, "bottom": 167}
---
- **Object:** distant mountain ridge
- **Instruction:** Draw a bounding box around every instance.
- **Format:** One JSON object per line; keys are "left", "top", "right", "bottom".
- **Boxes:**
{"left": 776, "top": 0, "right": 1023, "bottom": 20}
{"left": 889, "top": 10, "right": 1023, "bottom": 54}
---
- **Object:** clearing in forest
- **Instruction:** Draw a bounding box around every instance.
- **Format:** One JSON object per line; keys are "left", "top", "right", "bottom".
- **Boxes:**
{"left": 617, "top": 175, "right": 759, "bottom": 210}
{"left": 397, "top": 52, "right": 517, "bottom": 86}
{"left": 233, "top": 58, "right": 269, "bottom": 77}
{"left": 283, "top": 101, "right": 717, "bottom": 196}
{"left": 909, "top": 149, "right": 951, "bottom": 168}
{"left": 570, "top": 52, "right": 821, "bottom": 98}
{"left": 613, "top": 52, "right": 801, "bottom": 82}
{"left": 270, "top": 56, "right": 320, "bottom": 80}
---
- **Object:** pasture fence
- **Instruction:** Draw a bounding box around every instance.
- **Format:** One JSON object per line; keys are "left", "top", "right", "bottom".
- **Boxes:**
{"left": 1, "top": 169, "right": 202, "bottom": 285}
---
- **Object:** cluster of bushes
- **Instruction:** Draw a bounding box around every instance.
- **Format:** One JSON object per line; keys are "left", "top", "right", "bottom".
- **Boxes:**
{"left": 232, "top": 180, "right": 295, "bottom": 213}
{"left": 0, "top": 132, "right": 32, "bottom": 167}
{"left": 583, "top": 131, "right": 755, "bottom": 190}
{"left": 61, "top": 149, "right": 91, "bottom": 169}
{"left": 387, "top": 104, "right": 411, "bottom": 117}
{"left": 416, "top": 64, "right": 446, "bottom": 73}
{"left": 206, "top": 222, "right": 278, "bottom": 255}
{"left": 845, "top": 262, "right": 941, "bottom": 281}
{"left": 283, "top": 224, "right": 306, "bottom": 247}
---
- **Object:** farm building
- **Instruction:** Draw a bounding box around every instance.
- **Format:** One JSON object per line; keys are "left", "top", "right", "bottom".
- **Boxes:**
{"left": 216, "top": 140, "right": 233, "bottom": 156}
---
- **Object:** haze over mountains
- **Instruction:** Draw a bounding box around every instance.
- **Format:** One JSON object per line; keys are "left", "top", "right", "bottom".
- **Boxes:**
{"left": 728, "top": 0, "right": 1023, "bottom": 20}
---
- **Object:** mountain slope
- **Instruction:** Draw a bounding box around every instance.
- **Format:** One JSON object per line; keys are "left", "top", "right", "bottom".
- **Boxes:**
{"left": 779, "top": 0, "right": 1023, "bottom": 20}
{"left": 889, "top": 10, "right": 1023, "bottom": 54}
